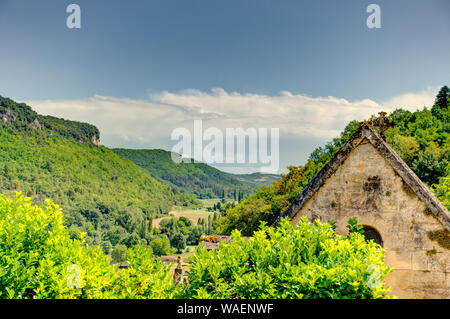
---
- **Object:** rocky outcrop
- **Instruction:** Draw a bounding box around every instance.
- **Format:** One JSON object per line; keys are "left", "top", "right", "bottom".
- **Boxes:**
{"left": 2, "top": 109, "right": 16, "bottom": 123}
{"left": 91, "top": 135, "right": 100, "bottom": 147}
{"left": 30, "top": 118, "right": 41, "bottom": 130}
{"left": 0, "top": 95, "right": 101, "bottom": 147}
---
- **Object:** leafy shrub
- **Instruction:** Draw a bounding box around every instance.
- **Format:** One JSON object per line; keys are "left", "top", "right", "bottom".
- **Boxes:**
{"left": 112, "top": 244, "right": 182, "bottom": 299}
{"left": 184, "top": 218, "right": 393, "bottom": 299}
{"left": 0, "top": 193, "right": 180, "bottom": 299}
{"left": 0, "top": 193, "right": 117, "bottom": 299}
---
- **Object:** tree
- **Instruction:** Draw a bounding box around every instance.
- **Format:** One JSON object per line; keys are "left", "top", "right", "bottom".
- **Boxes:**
{"left": 390, "top": 135, "right": 420, "bottom": 166}
{"left": 122, "top": 232, "right": 140, "bottom": 248}
{"left": 150, "top": 236, "right": 174, "bottom": 256}
{"left": 111, "top": 244, "right": 128, "bottom": 263}
{"left": 101, "top": 240, "right": 113, "bottom": 255}
{"left": 171, "top": 232, "right": 187, "bottom": 253}
{"left": 434, "top": 172, "right": 450, "bottom": 209}
{"left": 432, "top": 86, "right": 450, "bottom": 121}
{"left": 186, "top": 226, "right": 202, "bottom": 245}
{"left": 178, "top": 216, "right": 192, "bottom": 227}
{"left": 412, "top": 143, "right": 448, "bottom": 186}
{"left": 434, "top": 86, "right": 450, "bottom": 109}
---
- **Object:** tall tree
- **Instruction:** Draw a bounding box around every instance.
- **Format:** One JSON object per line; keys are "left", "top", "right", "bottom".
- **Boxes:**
{"left": 434, "top": 86, "right": 449, "bottom": 109}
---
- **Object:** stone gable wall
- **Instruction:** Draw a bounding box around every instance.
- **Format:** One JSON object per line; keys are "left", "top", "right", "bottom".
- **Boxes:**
{"left": 291, "top": 140, "right": 449, "bottom": 298}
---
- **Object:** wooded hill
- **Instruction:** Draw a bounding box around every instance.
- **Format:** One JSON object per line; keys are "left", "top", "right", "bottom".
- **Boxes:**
{"left": 0, "top": 95, "right": 190, "bottom": 250}
{"left": 112, "top": 148, "right": 278, "bottom": 199}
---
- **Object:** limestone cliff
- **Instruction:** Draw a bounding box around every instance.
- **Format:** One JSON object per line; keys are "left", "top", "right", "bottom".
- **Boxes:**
{"left": 0, "top": 95, "right": 100, "bottom": 146}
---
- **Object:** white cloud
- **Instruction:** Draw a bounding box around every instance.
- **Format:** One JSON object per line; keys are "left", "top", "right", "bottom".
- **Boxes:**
{"left": 28, "top": 95, "right": 200, "bottom": 149}
{"left": 151, "top": 88, "right": 385, "bottom": 139}
{"left": 27, "top": 87, "right": 438, "bottom": 173}
{"left": 381, "top": 86, "right": 438, "bottom": 111}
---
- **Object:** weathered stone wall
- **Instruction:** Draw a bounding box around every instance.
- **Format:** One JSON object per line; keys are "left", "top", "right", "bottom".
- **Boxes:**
{"left": 291, "top": 140, "right": 449, "bottom": 299}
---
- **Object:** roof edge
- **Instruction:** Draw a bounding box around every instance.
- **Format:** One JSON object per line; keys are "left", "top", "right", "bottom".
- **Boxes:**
{"left": 272, "top": 123, "right": 450, "bottom": 231}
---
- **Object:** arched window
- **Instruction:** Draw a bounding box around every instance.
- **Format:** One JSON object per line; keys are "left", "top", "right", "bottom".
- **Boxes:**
{"left": 362, "top": 225, "right": 383, "bottom": 247}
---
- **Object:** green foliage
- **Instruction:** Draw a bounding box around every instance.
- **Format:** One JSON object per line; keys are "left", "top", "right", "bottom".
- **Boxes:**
{"left": 216, "top": 194, "right": 279, "bottom": 236}
{"left": 111, "top": 245, "right": 128, "bottom": 263}
{"left": 158, "top": 215, "right": 208, "bottom": 249}
{"left": 112, "top": 244, "right": 182, "bottom": 299}
{"left": 38, "top": 115, "right": 99, "bottom": 145}
{"left": 183, "top": 218, "right": 392, "bottom": 299}
{"left": 411, "top": 142, "right": 448, "bottom": 185}
{"left": 0, "top": 96, "right": 38, "bottom": 128}
{"left": 0, "top": 193, "right": 117, "bottom": 299}
{"left": 346, "top": 217, "right": 364, "bottom": 235}
{"left": 170, "top": 232, "right": 187, "bottom": 254}
{"left": 433, "top": 86, "right": 449, "bottom": 111}
{"left": 1, "top": 193, "right": 393, "bottom": 299}
{"left": 386, "top": 87, "right": 448, "bottom": 202}
{"left": 0, "top": 193, "right": 181, "bottom": 299}
{"left": 390, "top": 135, "right": 420, "bottom": 166}
{"left": 434, "top": 166, "right": 450, "bottom": 209}
{"left": 150, "top": 236, "right": 174, "bottom": 256}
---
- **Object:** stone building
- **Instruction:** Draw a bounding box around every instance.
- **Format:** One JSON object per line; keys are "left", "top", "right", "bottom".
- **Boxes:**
{"left": 273, "top": 123, "right": 449, "bottom": 299}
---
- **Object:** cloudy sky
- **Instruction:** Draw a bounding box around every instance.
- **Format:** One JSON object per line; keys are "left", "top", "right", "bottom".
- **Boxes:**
{"left": 0, "top": 0, "right": 449, "bottom": 173}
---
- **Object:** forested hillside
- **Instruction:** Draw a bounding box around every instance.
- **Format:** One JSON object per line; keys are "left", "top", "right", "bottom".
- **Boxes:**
{"left": 0, "top": 95, "right": 185, "bottom": 250}
{"left": 112, "top": 148, "right": 254, "bottom": 199}
{"left": 216, "top": 86, "right": 450, "bottom": 236}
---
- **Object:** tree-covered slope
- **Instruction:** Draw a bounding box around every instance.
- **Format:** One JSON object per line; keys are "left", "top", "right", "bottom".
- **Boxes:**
{"left": 112, "top": 148, "right": 254, "bottom": 199}
{"left": 0, "top": 95, "right": 179, "bottom": 249}
{"left": 216, "top": 86, "right": 450, "bottom": 236}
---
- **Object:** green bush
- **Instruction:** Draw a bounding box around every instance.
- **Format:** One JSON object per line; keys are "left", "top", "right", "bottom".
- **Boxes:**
{"left": 112, "top": 244, "right": 181, "bottom": 299}
{"left": 0, "top": 193, "right": 117, "bottom": 299}
{"left": 184, "top": 218, "right": 393, "bottom": 299}
{"left": 0, "top": 193, "right": 180, "bottom": 299}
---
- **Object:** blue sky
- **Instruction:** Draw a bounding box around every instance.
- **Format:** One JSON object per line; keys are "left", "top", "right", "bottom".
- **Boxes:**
{"left": 0, "top": 0, "right": 449, "bottom": 173}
